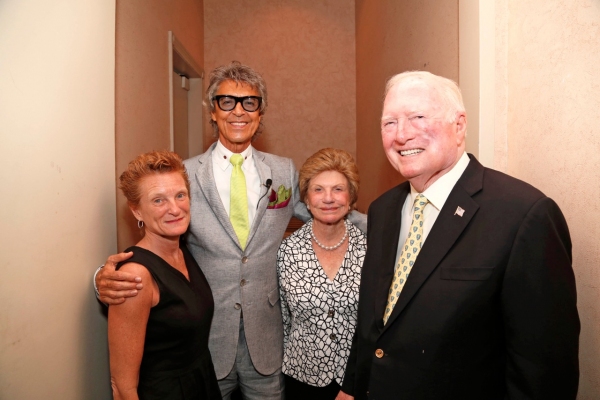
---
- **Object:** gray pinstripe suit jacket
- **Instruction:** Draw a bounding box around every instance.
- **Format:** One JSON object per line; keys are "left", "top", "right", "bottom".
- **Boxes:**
{"left": 183, "top": 142, "right": 311, "bottom": 379}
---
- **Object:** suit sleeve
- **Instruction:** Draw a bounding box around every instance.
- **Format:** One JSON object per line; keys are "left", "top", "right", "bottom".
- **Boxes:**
{"left": 290, "top": 159, "right": 312, "bottom": 222}
{"left": 341, "top": 328, "right": 358, "bottom": 395}
{"left": 277, "top": 245, "right": 292, "bottom": 348}
{"left": 502, "top": 197, "right": 579, "bottom": 399}
{"left": 347, "top": 211, "right": 368, "bottom": 233}
{"left": 341, "top": 203, "right": 374, "bottom": 396}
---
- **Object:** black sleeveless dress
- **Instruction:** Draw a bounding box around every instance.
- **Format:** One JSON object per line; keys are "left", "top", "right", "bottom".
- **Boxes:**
{"left": 117, "top": 241, "right": 222, "bottom": 400}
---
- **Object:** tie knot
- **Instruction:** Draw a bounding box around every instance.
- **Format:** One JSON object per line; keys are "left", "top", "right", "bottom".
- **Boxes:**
{"left": 413, "top": 194, "right": 429, "bottom": 211}
{"left": 230, "top": 154, "right": 244, "bottom": 167}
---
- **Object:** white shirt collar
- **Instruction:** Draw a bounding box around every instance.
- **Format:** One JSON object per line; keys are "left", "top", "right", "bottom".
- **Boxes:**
{"left": 213, "top": 140, "right": 254, "bottom": 171}
{"left": 410, "top": 152, "right": 470, "bottom": 211}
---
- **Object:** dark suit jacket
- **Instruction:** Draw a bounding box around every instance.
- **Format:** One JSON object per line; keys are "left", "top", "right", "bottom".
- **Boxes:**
{"left": 342, "top": 155, "right": 579, "bottom": 400}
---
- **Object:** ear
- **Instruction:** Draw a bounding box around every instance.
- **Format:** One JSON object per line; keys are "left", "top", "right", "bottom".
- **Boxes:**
{"left": 455, "top": 112, "right": 467, "bottom": 145}
{"left": 129, "top": 204, "right": 142, "bottom": 221}
{"left": 211, "top": 110, "right": 217, "bottom": 122}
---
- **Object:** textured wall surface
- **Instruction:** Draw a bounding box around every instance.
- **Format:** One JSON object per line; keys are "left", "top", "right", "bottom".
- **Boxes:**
{"left": 502, "top": 1, "right": 600, "bottom": 397}
{"left": 115, "top": 0, "right": 204, "bottom": 250}
{"left": 355, "top": 0, "right": 459, "bottom": 211}
{"left": 493, "top": 0, "right": 509, "bottom": 172}
{"left": 204, "top": 0, "right": 356, "bottom": 172}
{"left": 0, "top": 1, "right": 116, "bottom": 398}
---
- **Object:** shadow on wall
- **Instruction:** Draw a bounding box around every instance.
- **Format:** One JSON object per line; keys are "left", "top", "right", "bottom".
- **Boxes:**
{"left": 119, "top": 201, "right": 144, "bottom": 252}
{"left": 83, "top": 297, "right": 110, "bottom": 397}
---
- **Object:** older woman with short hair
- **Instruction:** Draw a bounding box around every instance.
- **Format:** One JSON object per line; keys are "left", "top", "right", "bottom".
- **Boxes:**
{"left": 277, "top": 148, "right": 366, "bottom": 400}
{"left": 109, "top": 150, "right": 221, "bottom": 400}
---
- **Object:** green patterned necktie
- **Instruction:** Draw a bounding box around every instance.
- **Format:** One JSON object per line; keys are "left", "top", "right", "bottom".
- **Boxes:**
{"left": 229, "top": 154, "right": 249, "bottom": 249}
{"left": 383, "top": 194, "right": 429, "bottom": 325}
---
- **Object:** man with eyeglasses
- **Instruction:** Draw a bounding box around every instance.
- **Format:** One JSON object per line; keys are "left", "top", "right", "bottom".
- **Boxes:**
{"left": 339, "top": 71, "right": 579, "bottom": 399}
{"left": 95, "top": 61, "right": 365, "bottom": 400}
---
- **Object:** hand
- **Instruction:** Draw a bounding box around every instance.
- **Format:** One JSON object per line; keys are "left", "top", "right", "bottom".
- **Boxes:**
{"left": 335, "top": 390, "right": 354, "bottom": 400}
{"left": 96, "top": 252, "right": 141, "bottom": 305}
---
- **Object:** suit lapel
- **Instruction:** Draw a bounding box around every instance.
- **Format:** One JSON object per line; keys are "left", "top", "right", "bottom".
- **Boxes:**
{"left": 374, "top": 184, "right": 410, "bottom": 332}
{"left": 382, "top": 155, "right": 484, "bottom": 330}
{"left": 247, "top": 150, "right": 272, "bottom": 246}
{"left": 193, "top": 144, "right": 241, "bottom": 248}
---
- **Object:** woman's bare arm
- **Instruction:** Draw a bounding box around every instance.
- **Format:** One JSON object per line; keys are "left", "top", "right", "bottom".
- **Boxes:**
{"left": 108, "top": 262, "right": 157, "bottom": 400}
{"left": 335, "top": 391, "right": 354, "bottom": 400}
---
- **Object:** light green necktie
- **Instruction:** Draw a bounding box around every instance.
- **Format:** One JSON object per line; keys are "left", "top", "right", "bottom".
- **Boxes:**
{"left": 383, "top": 194, "right": 429, "bottom": 325}
{"left": 229, "top": 154, "right": 249, "bottom": 249}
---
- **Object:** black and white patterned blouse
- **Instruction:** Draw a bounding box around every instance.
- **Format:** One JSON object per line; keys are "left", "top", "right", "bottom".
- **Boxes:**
{"left": 277, "top": 219, "right": 366, "bottom": 387}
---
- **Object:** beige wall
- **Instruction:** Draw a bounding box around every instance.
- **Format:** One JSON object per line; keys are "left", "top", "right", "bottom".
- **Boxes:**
{"left": 115, "top": 0, "right": 204, "bottom": 250}
{"left": 204, "top": 0, "right": 356, "bottom": 173}
{"left": 496, "top": 0, "right": 600, "bottom": 397}
{"left": 0, "top": 1, "right": 116, "bottom": 398}
{"left": 355, "top": 0, "right": 459, "bottom": 211}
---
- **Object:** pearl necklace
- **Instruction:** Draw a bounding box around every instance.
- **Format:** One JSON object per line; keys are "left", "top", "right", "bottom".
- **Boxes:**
{"left": 310, "top": 219, "right": 348, "bottom": 251}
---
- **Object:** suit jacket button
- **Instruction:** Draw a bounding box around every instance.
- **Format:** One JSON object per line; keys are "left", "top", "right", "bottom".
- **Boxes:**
{"left": 375, "top": 349, "right": 384, "bottom": 358}
{"left": 240, "top": 279, "right": 246, "bottom": 287}
{"left": 234, "top": 303, "right": 241, "bottom": 310}
{"left": 241, "top": 256, "right": 248, "bottom": 264}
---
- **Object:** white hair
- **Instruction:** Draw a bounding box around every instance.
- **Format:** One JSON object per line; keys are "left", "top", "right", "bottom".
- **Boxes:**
{"left": 384, "top": 71, "right": 465, "bottom": 122}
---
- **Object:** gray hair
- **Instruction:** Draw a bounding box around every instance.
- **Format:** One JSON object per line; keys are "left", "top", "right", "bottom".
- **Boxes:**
{"left": 206, "top": 61, "right": 268, "bottom": 138}
{"left": 384, "top": 71, "right": 465, "bottom": 122}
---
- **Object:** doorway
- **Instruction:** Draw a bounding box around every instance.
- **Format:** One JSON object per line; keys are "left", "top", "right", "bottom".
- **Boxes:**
{"left": 169, "top": 31, "right": 204, "bottom": 159}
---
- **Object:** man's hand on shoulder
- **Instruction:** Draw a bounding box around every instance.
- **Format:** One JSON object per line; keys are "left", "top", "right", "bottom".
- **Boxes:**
{"left": 96, "top": 252, "right": 142, "bottom": 305}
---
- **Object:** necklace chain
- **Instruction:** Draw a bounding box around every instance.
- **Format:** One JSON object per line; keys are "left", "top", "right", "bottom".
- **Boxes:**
{"left": 310, "top": 219, "right": 348, "bottom": 251}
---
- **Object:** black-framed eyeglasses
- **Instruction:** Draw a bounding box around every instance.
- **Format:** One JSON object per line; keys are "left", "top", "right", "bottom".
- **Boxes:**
{"left": 213, "top": 95, "right": 262, "bottom": 112}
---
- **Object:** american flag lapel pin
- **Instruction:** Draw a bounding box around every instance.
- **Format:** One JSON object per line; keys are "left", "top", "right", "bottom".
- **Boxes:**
{"left": 454, "top": 206, "right": 465, "bottom": 217}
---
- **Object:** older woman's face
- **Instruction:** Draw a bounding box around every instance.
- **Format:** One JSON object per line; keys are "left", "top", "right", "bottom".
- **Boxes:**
{"left": 131, "top": 172, "right": 190, "bottom": 239}
{"left": 306, "top": 170, "right": 350, "bottom": 225}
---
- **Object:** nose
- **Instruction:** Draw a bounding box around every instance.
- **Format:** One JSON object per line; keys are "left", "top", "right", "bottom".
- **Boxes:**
{"left": 393, "top": 117, "right": 416, "bottom": 144}
{"left": 166, "top": 199, "right": 182, "bottom": 215}
{"left": 322, "top": 189, "right": 334, "bottom": 203}
{"left": 232, "top": 101, "right": 246, "bottom": 116}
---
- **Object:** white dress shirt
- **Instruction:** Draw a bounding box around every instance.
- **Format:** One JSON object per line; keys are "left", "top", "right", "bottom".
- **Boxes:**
{"left": 395, "top": 152, "right": 470, "bottom": 264}
{"left": 212, "top": 140, "right": 262, "bottom": 225}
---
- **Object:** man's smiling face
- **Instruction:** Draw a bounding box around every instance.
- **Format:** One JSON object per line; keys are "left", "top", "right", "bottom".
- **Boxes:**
{"left": 381, "top": 78, "right": 466, "bottom": 192}
{"left": 211, "top": 80, "right": 261, "bottom": 153}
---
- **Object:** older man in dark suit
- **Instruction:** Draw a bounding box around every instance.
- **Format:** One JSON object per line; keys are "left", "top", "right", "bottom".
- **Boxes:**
{"left": 338, "top": 71, "right": 579, "bottom": 400}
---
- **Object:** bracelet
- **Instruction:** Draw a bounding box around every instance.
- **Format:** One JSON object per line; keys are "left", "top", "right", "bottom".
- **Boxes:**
{"left": 93, "top": 264, "right": 104, "bottom": 298}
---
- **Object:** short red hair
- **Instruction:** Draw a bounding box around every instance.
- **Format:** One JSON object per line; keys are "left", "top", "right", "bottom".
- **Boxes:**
{"left": 119, "top": 150, "right": 190, "bottom": 206}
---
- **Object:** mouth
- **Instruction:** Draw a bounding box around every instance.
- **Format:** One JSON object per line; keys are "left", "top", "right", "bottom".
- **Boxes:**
{"left": 165, "top": 217, "right": 186, "bottom": 224}
{"left": 229, "top": 121, "right": 248, "bottom": 128}
{"left": 399, "top": 149, "right": 424, "bottom": 156}
{"left": 320, "top": 207, "right": 342, "bottom": 212}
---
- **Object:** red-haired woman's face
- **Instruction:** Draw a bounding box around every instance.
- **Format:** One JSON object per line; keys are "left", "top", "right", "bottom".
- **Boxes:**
{"left": 131, "top": 172, "right": 190, "bottom": 239}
